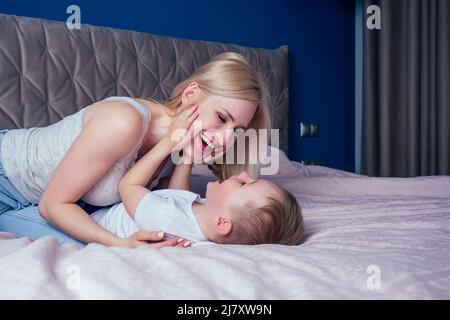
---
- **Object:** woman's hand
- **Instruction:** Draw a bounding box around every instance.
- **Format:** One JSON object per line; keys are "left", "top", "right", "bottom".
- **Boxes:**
{"left": 120, "top": 230, "right": 191, "bottom": 248}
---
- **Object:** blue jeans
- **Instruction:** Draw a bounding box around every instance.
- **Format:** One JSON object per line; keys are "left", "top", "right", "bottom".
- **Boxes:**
{"left": 0, "top": 129, "right": 85, "bottom": 248}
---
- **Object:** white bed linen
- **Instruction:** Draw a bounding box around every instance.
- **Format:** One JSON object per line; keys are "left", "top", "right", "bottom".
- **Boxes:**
{"left": 0, "top": 149, "right": 449, "bottom": 299}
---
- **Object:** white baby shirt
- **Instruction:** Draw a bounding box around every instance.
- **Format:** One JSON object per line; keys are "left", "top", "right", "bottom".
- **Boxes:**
{"left": 91, "top": 189, "right": 208, "bottom": 243}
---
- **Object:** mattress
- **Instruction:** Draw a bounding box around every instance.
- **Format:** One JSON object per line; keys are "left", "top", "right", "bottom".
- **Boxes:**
{"left": 1, "top": 150, "right": 449, "bottom": 299}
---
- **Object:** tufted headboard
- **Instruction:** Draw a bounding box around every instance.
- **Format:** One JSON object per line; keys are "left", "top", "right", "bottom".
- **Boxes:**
{"left": 0, "top": 14, "right": 289, "bottom": 153}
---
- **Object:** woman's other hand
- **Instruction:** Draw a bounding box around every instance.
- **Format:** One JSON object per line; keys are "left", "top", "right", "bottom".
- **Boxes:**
{"left": 120, "top": 230, "right": 191, "bottom": 248}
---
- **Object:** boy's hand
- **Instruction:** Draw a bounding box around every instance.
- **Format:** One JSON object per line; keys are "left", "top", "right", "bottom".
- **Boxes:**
{"left": 166, "top": 103, "right": 199, "bottom": 149}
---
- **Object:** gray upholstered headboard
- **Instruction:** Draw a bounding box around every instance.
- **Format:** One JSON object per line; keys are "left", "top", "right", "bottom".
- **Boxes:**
{"left": 0, "top": 14, "right": 289, "bottom": 153}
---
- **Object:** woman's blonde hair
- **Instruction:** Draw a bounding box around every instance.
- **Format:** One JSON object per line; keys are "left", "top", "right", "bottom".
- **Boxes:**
{"left": 163, "top": 52, "right": 271, "bottom": 179}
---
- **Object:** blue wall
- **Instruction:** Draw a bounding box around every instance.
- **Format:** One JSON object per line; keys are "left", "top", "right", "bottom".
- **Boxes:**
{"left": 0, "top": 0, "right": 355, "bottom": 172}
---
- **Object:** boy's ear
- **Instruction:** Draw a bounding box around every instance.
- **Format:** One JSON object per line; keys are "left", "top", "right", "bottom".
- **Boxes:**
{"left": 214, "top": 216, "right": 232, "bottom": 236}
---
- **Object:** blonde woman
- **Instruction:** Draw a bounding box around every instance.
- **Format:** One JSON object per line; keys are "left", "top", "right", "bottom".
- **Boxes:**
{"left": 0, "top": 52, "right": 271, "bottom": 248}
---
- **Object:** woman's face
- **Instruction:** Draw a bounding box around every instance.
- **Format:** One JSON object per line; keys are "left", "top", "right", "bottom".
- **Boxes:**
{"left": 183, "top": 85, "right": 258, "bottom": 163}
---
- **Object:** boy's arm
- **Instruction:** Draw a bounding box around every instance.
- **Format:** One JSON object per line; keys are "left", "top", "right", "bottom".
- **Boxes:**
{"left": 168, "top": 163, "right": 193, "bottom": 191}
{"left": 118, "top": 139, "right": 174, "bottom": 219}
{"left": 118, "top": 103, "right": 199, "bottom": 219}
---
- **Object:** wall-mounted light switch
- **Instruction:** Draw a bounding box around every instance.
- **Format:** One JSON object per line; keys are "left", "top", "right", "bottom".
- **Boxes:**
{"left": 300, "top": 123, "right": 320, "bottom": 137}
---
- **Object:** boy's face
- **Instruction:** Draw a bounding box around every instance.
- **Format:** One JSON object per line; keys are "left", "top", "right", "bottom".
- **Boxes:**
{"left": 205, "top": 171, "right": 277, "bottom": 214}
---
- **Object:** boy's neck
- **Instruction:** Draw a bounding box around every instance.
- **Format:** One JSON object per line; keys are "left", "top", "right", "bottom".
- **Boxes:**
{"left": 192, "top": 201, "right": 213, "bottom": 241}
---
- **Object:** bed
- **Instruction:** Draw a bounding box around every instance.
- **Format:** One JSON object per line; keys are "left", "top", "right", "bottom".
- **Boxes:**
{"left": 1, "top": 14, "right": 449, "bottom": 299}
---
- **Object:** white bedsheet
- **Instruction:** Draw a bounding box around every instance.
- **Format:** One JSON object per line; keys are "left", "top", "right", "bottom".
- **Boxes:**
{"left": 1, "top": 154, "right": 449, "bottom": 299}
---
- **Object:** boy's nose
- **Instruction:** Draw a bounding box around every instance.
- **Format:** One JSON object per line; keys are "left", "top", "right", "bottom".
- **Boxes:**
{"left": 238, "top": 171, "right": 255, "bottom": 183}
{"left": 238, "top": 171, "right": 248, "bottom": 179}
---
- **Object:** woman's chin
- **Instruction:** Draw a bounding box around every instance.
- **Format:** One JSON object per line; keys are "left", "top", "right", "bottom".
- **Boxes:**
{"left": 203, "top": 149, "right": 223, "bottom": 164}
{"left": 191, "top": 143, "right": 211, "bottom": 163}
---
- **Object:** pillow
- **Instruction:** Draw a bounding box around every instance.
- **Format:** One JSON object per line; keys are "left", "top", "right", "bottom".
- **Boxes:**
{"left": 191, "top": 145, "right": 301, "bottom": 178}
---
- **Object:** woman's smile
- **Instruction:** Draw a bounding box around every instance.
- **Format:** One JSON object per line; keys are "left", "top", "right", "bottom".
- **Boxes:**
{"left": 198, "top": 131, "right": 219, "bottom": 158}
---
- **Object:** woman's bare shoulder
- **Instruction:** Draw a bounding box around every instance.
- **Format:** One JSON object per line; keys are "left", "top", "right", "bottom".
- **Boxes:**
{"left": 83, "top": 99, "right": 144, "bottom": 129}
{"left": 80, "top": 99, "right": 146, "bottom": 152}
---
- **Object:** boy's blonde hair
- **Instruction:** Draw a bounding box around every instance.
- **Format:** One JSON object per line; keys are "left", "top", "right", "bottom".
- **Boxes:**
{"left": 217, "top": 184, "right": 304, "bottom": 246}
{"left": 162, "top": 52, "right": 271, "bottom": 180}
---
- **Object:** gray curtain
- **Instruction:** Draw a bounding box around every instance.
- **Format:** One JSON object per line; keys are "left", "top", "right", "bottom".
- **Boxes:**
{"left": 362, "top": 0, "right": 450, "bottom": 177}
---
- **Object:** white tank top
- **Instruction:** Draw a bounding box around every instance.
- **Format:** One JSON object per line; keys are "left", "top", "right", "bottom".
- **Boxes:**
{"left": 0, "top": 96, "right": 173, "bottom": 206}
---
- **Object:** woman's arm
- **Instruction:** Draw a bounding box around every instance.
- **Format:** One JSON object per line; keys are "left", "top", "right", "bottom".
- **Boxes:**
{"left": 39, "top": 101, "right": 157, "bottom": 247}
{"left": 118, "top": 104, "right": 199, "bottom": 218}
